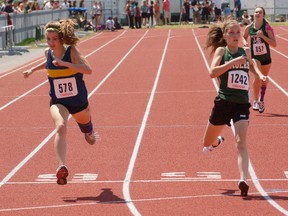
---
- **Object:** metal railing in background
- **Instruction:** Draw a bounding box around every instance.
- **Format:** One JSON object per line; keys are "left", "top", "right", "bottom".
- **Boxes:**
{"left": 0, "top": 9, "right": 69, "bottom": 53}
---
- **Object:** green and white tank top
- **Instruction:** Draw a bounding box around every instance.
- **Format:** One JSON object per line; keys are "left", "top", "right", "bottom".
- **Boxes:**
{"left": 249, "top": 21, "right": 271, "bottom": 62}
{"left": 218, "top": 47, "right": 250, "bottom": 104}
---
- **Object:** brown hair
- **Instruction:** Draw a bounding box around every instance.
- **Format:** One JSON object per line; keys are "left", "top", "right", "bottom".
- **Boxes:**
{"left": 256, "top": 6, "right": 266, "bottom": 16}
{"left": 255, "top": 6, "right": 269, "bottom": 24}
{"left": 205, "top": 18, "right": 239, "bottom": 55}
{"left": 45, "top": 19, "right": 79, "bottom": 45}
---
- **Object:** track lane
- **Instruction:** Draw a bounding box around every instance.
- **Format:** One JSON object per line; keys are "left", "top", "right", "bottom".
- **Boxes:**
{"left": 195, "top": 27, "right": 288, "bottom": 214}
{"left": 128, "top": 28, "right": 288, "bottom": 215}
{"left": 0, "top": 27, "right": 287, "bottom": 215}
{"left": 0, "top": 29, "right": 170, "bottom": 215}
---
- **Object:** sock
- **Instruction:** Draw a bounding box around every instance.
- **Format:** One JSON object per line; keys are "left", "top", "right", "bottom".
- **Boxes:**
{"left": 78, "top": 121, "right": 93, "bottom": 134}
{"left": 260, "top": 85, "right": 266, "bottom": 101}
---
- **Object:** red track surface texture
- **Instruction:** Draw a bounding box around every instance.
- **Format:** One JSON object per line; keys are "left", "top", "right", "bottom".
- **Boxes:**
{"left": 0, "top": 27, "right": 288, "bottom": 216}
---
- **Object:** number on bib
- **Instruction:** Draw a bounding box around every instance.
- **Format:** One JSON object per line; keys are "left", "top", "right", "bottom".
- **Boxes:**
{"left": 53, "top": 77, "right": 78, "bottom": 98}
{"left": 253, "top": 43, "right": 267, "bottom": 56}
{"left": 227, "top": 70, "right": 249, "bottom": 90}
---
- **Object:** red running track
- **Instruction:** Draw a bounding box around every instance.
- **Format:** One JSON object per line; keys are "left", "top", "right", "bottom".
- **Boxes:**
{"left": 0, "top": 27, "right": 287, "bottom": 216}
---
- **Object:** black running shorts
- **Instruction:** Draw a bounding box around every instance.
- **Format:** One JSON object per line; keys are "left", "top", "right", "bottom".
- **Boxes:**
{"left": 50, "top": 99, "right": 89, "bottom": 114}
{"left": 209, "top": 96, "right": 251, "bottom": 126}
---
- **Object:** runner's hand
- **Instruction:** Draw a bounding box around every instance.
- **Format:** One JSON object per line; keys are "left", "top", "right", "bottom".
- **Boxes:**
{"left": 23, "top": 70, "right": 32, "bottom": 78}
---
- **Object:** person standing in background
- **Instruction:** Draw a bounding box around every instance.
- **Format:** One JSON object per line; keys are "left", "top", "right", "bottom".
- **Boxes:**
{"left": 242, "top": 10, "right": 251, "bottom": 26}
{"left": 163, "top": 0, "right": 170, "bottom": 25}
{"left": 234, "top": 0, "right": 241, "bottom": 22}
{"left": 134, "top": 2, "right": 141, "bottom": 28}
{"left": 126, "top": 0, "right": 135, "bottom": 28}
{"left": 213, "top": 0, "right": 222, "bottom": 22}
{"left": 154, "top": 0, "right": 160, "bottom": 25}
{"left": 141, "top": 0, "right": 149, "bottom": 27}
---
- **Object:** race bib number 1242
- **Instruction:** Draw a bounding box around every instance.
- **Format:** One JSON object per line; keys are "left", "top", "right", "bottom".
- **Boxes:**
{"left": 227, "top": 70, "right": 249, "bottom": 90}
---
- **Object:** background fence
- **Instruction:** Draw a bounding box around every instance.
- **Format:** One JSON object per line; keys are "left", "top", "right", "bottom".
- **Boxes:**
{"left": 0, "top": 9, "right": 69, "bottom": 50}
{"left": 0, "top": 1, "right": 287, "bottom": 51}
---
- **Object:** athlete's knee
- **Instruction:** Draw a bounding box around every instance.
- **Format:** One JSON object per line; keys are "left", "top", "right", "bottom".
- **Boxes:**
{"left": 55, "top": 122, "right": 67, "bottom": 134}
{"left": 235, "top": 138, "right": 247, "bottom": 151}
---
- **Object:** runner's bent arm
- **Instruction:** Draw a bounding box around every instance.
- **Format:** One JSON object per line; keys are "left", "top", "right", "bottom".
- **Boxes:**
{"left": 23, "top": 49, "right": 48, "bottom": 78}
{"left": 52, "top": 45, "right": 93, "bottom": 74}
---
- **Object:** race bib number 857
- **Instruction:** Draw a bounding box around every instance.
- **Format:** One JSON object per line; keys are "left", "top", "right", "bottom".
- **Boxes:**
{"left": 53, "top": 77, "right": 78, "bottom": 98}
{"left": 227, "top": 70, "right": 249, "bottom": 90}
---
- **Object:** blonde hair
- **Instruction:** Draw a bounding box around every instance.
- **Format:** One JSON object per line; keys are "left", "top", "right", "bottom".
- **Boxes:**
{"left": 45, "top": 19, "right": 79, "bottom": 45}
{"left": 205, "top": 18, "right": 239, "bottom": 55}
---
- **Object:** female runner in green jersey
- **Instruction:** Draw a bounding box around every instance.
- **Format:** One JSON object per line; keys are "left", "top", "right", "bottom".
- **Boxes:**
{"left": 203, "top": 18, "right": 266, "bottom": 196}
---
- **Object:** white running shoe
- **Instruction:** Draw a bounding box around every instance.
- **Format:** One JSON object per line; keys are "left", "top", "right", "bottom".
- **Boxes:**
{"left": 258, "top": 101, "right": 265, "bottom": 113}
{"left": 252, "top": 101, "right": 259, "bottom": 110}
{"left": 202, "top": 136, "right": 224, "bottom": 153}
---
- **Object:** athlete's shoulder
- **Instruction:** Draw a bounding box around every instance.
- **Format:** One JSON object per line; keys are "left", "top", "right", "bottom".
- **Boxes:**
{"left": 215, "top": 46, "right": 225, "bottom": 54}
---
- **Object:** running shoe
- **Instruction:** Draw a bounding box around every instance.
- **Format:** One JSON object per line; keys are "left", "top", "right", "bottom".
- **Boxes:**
{"left": 238, "top": 180, "right": 249, "bottom": 196}
{"left": 202, "top": 136, "right": 224, "bottom": 153}
{"left": 56, "top": 165, "right": 69, "bottom": 185}
{"left": 252, "top": 101, "right": 259, "bottom": 110}
{"left": 258, "top": 101, "right": 265, "bottom": 113}
{"left": 85, "top": 130, "right": 97, "bottom": 145}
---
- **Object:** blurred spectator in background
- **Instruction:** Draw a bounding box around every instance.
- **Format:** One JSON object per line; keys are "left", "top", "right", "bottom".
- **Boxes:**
{"left": 94, "top": 1, "right": 102, "bottom": 28}
{"left": 213, "top": 0, "right": 222, "bottom": 21}
{"left": 192, "top": 1, "right": 200, "bottom": 24}
{"left": 241, "top": 10, "right": 251, "bottom": 25}
{"left": 113, "top": 16, "right": 123, "bottom": 29}
{"left": 134, "top": 1, "right": 141, "bottom": 28}
{"left": 201, "top": 0, "right": 210, "bottom": 24}
{"left": 61, "top": 0, "right": 69, "bottom": 8}
{"left": 182, "top": 0, "right": 190, "bottom": 24}
{"left": 163, "top": 0, "right": 170, "bottom": 25}
{"left": 106, "top": 16, "right": 115, "bottom": 31}
{"left": 234, "top": 0, "right": 241, "bottom": 21}
{"left": 154, "top": 0, "right": 160, "bottom": 25}
{"left": 224, "top": 4, "right": 231, "bottom": 19}
{"left": 1, "top": 0, "right": 14, "bottom": 24}
{"left": 279, "top": 16, "right": 286, "bottom": 22}
{"left": 72, "top": 0, "right": 76, "bottom": 7}
{"left": 79, "top": 0, "right": 84, "bottom": 7}
{"left": 141, "top": 0, "right": 149, "bottom": 27}
{"left": 53, "top": 0, "right": 60, "bottom": 9}
{"left": 126, "top": 0, "right": 134, "bottom": 28}
{"left": 44, "top": 0, "right": 54, "bottom": 9}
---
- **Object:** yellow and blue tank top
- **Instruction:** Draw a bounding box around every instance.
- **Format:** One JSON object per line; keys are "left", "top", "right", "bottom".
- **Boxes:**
{"left": 218, "top": 47, "right": 250, "bottom": 104}
{"left": 46, "top": 46, "right": 88, "bottom": 107}
{"left": 249, "top": 21, "right": 271, "bottom": 62}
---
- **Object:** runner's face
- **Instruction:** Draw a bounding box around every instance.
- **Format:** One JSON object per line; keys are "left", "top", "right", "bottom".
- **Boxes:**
{"left": 224, "top": 24, "right": 241, "bottom": 47}
{"left": 254, "top": 8, "right": 264, "bottom": 20}
{"left": 46, "top": 32, "right": 62, "bottom": 50}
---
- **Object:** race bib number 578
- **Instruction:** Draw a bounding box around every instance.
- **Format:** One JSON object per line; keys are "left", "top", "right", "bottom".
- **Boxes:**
{"left": 227, "top": 70, "right": 249, "bottom": 90}
{"left": 53, "top": 77, "right": 78, "bottom": 98}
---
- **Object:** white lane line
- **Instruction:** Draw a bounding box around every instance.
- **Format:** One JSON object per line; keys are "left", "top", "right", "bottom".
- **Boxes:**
{"left": 1, "top": 189, "right": 288, "bottom": 213}
{"left": 192, "top": 28, "right": 288, "bottom": 215}
{"left": 123, "top": 29, "right": 171, "bottom": 216}
{"left": 0, "top": 31, "right": 126, "bottom": 111}
{"left": 3, "top": 177, "right": 288, "bottom": 185}
{"left": 0, "top": 58, "right": 44, "bottom": 78}
{"left": 0, "top": 80, "right": 48, "bottom": 111}
{"left": 0, "top": 30, "right": 148, "bottom": 188}
{"left": 276, "top": 34, "right": 288, "bottom": 42}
